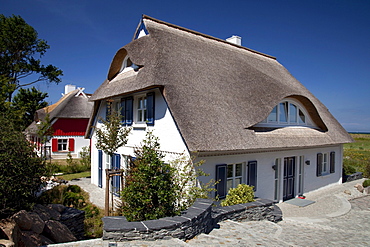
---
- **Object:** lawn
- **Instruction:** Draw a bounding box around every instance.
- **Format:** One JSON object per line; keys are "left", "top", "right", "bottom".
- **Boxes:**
{"left": 58, "top": 171, "right": 91, "bottom": 181}
{"left": 343, "top": 133, "right": 370, "bottom": 176}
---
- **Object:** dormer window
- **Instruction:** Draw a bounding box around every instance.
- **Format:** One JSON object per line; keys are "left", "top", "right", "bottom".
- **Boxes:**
{"left": 119, "top": 56, "right": 139, "bottom": 74}
{"left": 257, "top": 98, "right": 315, "bottom": 128}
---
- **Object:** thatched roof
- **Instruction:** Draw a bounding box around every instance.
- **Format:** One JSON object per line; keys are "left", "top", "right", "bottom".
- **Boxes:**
{"left": 89, "top": 15, "right": 352, "bottom": 153}
{"left": 26, "top": 89, "right": 93, "bottom": 135}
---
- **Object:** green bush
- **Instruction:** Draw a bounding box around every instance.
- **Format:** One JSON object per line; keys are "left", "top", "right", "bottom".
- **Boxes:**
{"left": 343, "top": 163, "right": 357, "bottom": 175}
{"left": 0, "top": 115, "right": 46, "bottom": 218}
{"left": 221, "top": 184, "right": 255, "bottom": 206}
{"left": 120, "top": 132, "right": 179, "bottom": 221}
{"left": 363, "top": 179, "right": 370, "bottom": 188}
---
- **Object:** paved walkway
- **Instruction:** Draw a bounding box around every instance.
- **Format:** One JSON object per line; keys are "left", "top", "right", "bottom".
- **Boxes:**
{"left": 56, "top": 178, "right": 370, "bottom": 247}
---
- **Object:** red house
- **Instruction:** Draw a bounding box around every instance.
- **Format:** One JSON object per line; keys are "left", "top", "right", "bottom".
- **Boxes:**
{"left": 26, "top": 85, "right": 93, "bottom": 159}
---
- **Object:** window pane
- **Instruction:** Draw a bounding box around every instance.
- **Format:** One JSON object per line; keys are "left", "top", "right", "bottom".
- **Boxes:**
{"left": 299, "top": 109, "right": 305, "bottom": 124}
{"left": 227, "top": 179, "right": 233, "bottom": 192}
{"left": 279, "top": 102, "right": 288, "bottom": 122}
{"left": 289, "top": 103, "right": 297, "bottom": 123}
{"left": 235, "top": 178, "right": 242, "bottom": 187}
{"left": 268, "top": 106, "right": 277, "bottom": 122}
{"left": 235, "top": 163, "right": 242, "bottom": 177}
{"left": 227, "top": 164, "right": 233, "bottom": 178}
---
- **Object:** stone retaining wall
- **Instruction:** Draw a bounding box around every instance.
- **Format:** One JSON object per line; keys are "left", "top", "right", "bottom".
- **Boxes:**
{"left": 103, "top": 198, "right": 282, "bottom": 241}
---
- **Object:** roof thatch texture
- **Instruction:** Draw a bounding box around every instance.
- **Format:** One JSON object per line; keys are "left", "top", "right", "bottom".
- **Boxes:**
{"left": 26, "top": 90, "right": 93, "bottom": 135}
{"left": 89, "top": 15, "right": 352, "bottom": 153}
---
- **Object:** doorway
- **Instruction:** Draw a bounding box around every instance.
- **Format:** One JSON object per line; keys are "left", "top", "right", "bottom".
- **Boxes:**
{"left": 283, "top": 157, "right": 296, "bottom": 200}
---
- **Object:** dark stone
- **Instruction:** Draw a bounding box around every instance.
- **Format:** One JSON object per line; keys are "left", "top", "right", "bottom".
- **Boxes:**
{"left": 21, "top": 230, "right": 42, "bottom": 247}
{"left": 43, "top": 220, "right": 77, "bottom": 243}
{"left": 28, "top": 213, "right": 45, "bottom": 234}
{"left": 11, "top": 210, "right": 32, "bottom": 231}
{"left": 32, "top": 204, "right": 60, "bottom": 221}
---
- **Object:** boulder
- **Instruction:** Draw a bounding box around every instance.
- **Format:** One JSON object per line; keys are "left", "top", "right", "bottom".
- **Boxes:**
{"left": 0, "top": 218, "right": 24, "bottom": 247}
{"left": 48, "top": 204, "right": 66, "bottom": 213}
{"left": 43, "top": 220, "right": 76, "bottom": 243}
{"left": 40, "top": 234, "right": 54, "bottom": 245}
{"left": 364, "top": 186, "right": 370, "bottom": 195}
{"left": 11, "top": 210, "right": 33, "bottom": 231}
{"left": 0, "top": 240, "right": 15, "bottom": 247}
{"left": 28, "top": 213, "right": 45, "bottom": 234}
{"left": 32, "top": 204, "right": 61, "bottom": 221}
{"left": 21, "top": 231, "right": 42, "bottom": 247}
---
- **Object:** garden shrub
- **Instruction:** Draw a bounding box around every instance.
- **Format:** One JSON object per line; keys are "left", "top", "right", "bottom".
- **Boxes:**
{"left": 363, "top": 179, "right": 370, "bottom": 188}
{"left": 221, "top": 184, "right": 255, "bottom": 206}
{"left": 120, "top": 131, "right": 179, "bottom": 221}
{"left": 343, "top": 163, "right": 357, "bottom": 175}
{"left": 0, "top": 115, "right": 46, "bottom": 218}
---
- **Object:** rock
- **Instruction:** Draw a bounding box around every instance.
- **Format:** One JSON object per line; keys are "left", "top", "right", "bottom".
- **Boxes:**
{"left": 364, "top": 186, "right": 370, "bottom": 195}
{"left": 43, "top": 220, "right": 77, "bottom": 243}
{"left": 11, "top": 210, "right": 33, "bottom": 231}
{"left": 32, "top": 204, "right": 60, "bottom": 221}
{"left": 354, "top": 184, "right": 364, "bottom": 193}
{"left": 40, "top": 234, "right": 54, "bottom": 245}
{"left": 48, "top": 204, "right": 66, "bottom": 213}
{"left": 28, "top": 213, "right": 45, "bottom": 234}
{"left": 0, "top": 240, "right": 15, "bottom": 247}
{"left": 21, "top": 231, "right": 42, "bottom": 247}
{"left": 0, "top": 218, "right": 24, "bottom": 247}
{"left": 344, "top": 190, "right": 351, "bottom": 195}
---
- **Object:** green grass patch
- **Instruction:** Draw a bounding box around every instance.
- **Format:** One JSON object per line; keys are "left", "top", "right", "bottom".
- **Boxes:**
{"left": 343, "top": 134, "right": 370, "bottom": 177}
{"left": 58, "top": 171, "right": 91, "bottom": 181}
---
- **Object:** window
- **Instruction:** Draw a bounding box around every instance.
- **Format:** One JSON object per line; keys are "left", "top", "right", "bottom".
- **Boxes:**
{"left": 51, "top": 138, "right": 74, "bottom": 152}
{"left": 247, "top": 161, "right": 257, "bottom": 191}
{"left": 119, "top": 56, "right": 139, "bottom": 74}
{"left": 58, "top": 139, "right": 68, "bottom": 151}
{"left": 258, "top": 98, "right": 314, "bottom": 127}
{"left": 227, "top": 163, "right": 243, "bottom": 193}
{"left": 137, "top": 95, "right": 147, "bottom": 123}
{"left": 133, "top": 92, "right": 155, "bottom": 125}
{"left": 121, "top": 97, "right": 133, "bottom": 126}
{"left": 317, "top": 152, "right": 335, "bottom": 176}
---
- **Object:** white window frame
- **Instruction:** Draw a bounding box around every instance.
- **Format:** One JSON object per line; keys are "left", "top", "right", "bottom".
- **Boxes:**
{"left": 135, "top": 95, "right": 147, "bottom": 124}
{"left": 226, "top": 163, "right": 244, "bottom": 193}
{"left": 257, "top": 98, "right": 316, "bottom": 128}
{"left": 58, "top": 139, "right": 68, "bottom": 151}
{"left": 119, "top": 56, "right": 139, "bottom": 74}
{"left": 322, "top": 152, "right": 329, "bottom": 175}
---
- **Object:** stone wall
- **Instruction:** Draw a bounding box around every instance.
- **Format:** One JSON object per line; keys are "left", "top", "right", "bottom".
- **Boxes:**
{"left": 103, "top": 198, "right": 282, "bottom": 241}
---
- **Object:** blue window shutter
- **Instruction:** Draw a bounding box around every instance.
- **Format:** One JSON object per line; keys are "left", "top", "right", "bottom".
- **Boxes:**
{"left": 120, "top": 98, "right": 126, "bottom": 125}
{"left": 146, "top": 92, "right": 155, "bottom": 126}
{"left": 248, "top": 161, "right": 257, "bottom": 191}
{"left": 216, "top": 164, "right": 227, "bottom": 198}
{"left": 330, "top": 152, "right": 335, "bottom": 173}
{"left": 98, "top": 150, "right": 103, "bottom": 188}
{"left": 317, "top": 153, "right": 323, "bottom": 177}
{"left": 125, "top": 97, "right": 133, "bottom": 126}
{"left": 106, "top": 101, "right": 112, "bottom": 121}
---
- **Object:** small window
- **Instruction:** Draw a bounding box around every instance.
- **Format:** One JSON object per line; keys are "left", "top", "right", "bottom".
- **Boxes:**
{"left": 317, "top": 152, "right": 335, "bottom": 176}
{"left": 137, "top": 96, "right": 147, "bottom": 123}
{"left": 226, "top": 163, "right": 243, "bottom": 193}
{"left": 119, "top": 56, "right": 139, "bottom": 74}
{"left": 58, "top": 139, "right": 68, "bottom": 151}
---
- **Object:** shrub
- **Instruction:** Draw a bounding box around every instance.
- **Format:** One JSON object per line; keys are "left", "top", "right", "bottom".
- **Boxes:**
{"left": 363, "top": 160, "right": 370, "bottom": 179}
{"left": 0, "top": 115, "right": 46, "bottom": 218}
{"left": 343, "top": 163, "right": 357, "bottom": 175}
{"left": 120, "top": 131, "right": 179, "bottom": 221}
{"left": 363, "top": 179, "right": 370, "bottom": 188}
{"left": 221, "top": 184, "right": 255, "bottom": 206}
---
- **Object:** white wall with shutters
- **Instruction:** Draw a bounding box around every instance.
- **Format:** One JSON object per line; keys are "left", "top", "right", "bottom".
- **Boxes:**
{"left": 90, "top": 88, "right": 189, "bottom": 188}
{"left": 195, "top": 144, "right": 343, "bottom": 202}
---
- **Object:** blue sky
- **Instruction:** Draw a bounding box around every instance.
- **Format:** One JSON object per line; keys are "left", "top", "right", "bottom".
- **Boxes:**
{"left": 2, "top": 0, "right": 370, "bottom": 132}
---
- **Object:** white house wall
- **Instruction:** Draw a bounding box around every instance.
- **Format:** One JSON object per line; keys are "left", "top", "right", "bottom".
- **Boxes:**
{"left": 90, "top": 89, "right": 189, "bottom": 188}
{"left": 196, "top": 144, "right": 343, "bottom": 202}
{"left": 46, "top": 136, "right": 90, "bottom": 159}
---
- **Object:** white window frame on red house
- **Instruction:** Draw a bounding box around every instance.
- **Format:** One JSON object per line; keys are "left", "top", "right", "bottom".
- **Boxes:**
{"left": 52, "top": 138, "right": 75, "bottom": 152}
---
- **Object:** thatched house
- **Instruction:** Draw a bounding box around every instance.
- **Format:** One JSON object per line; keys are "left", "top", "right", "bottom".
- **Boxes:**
{"left": 26, "top": 85, "right": 93, "bottom": 159}
{"left": 86, "top": 15, "right": 352, "bottom": 202}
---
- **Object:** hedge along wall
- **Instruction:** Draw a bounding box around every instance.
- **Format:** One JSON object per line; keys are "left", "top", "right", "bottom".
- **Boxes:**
{"left": 102, "top": 198, "right": 282, "bottom": 241}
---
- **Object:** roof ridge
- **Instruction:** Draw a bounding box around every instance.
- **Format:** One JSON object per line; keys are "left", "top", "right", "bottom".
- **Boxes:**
{"left": 142, "top": 14, "right": 276, "bottom": 60}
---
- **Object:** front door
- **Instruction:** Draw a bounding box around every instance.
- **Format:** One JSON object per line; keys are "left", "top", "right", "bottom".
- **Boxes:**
{"left": 283, "top": 157, "right": 295, "bottom": 200}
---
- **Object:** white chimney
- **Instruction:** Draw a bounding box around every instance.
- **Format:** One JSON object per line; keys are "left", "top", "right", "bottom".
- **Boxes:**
{"left": 64, "top": 84, "right": 76, "bottom": 95}
{"left": 226, "top": 35, "right": 242, "bottom": 46}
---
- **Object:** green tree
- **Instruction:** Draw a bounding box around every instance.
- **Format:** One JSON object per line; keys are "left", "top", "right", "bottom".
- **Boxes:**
{"left": 0, "top": 115, "right": 46, "bottom": 218}
{"left": 0, "top": 14, "right": 62, "bottom": 102}
{"left": 120, "top": 132, "right": 179, "bottom": 221}
{"left": 94, "top": 108, "right": 131, "bottom": 157}
{"left": 12, "top": 87, "right": 49, "bottom": 129}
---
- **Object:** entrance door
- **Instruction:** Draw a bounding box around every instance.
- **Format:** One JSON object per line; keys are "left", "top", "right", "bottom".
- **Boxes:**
{"left": 283, "top": 157, "right": 295, "bottom": 200}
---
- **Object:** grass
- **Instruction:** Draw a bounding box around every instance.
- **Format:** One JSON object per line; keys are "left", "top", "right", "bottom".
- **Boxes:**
{"left": 58, "top": 171, "right": 91, "bottom": 181}
{"left": 343, "top": 133, "right": 370, "bottom": 176}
